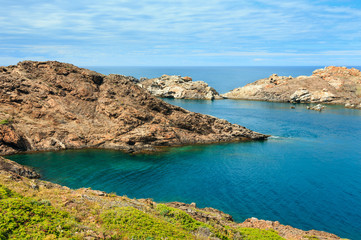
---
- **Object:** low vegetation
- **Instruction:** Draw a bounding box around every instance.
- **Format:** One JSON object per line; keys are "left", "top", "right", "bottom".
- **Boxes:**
{"left": 156, "top": 204, "right": 206, "bottom": 232}
{"left": 0, "top": 119, "right": 10, "bottom": 125}
{"left": 0, "top": 171, "right": 288, "bottom": 240}
{"left": 101, "top": 206, "right": 193, "bottom": 239}
{"left": 238, "top": 228, "right": 285, "bottom": 240}
{"left": 0, "top": 185, "right": 80, "bottom": 239}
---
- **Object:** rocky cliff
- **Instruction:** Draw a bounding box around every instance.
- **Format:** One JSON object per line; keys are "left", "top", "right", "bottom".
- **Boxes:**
{"left": 139, "top": 74, "right": 223, "bottom": 100}
{"left": 0, "top": 61, "right": 266, "bottom": 155}
{"left": 222, "top": 66, "right": 361, "bottom": 109}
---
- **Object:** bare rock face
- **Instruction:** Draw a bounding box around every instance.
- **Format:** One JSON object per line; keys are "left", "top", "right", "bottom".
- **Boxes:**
{"left": 0, "top": 156, "right": 40, "bottom": 178}
{"left": 222, "top": 67, "right": 361, "bottom": 109}
{"left": 139, "top": 74, "right": 223, "bottom": 100}
{"left": 0, "top": 61, "right": 267, "bottom": 155}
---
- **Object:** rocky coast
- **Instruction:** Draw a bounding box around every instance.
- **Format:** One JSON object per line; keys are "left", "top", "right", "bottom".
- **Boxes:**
{"left": 0, "top": 61, "right": 266, "bottom": 155}
{"left": 0, "top": 156, "right": 344, "bottom": 239}
{"left": 222, "top": 66, "right": 361, "bottom": 109}
{"left": 0, "top": 61, "right": 347, "bottom": 239}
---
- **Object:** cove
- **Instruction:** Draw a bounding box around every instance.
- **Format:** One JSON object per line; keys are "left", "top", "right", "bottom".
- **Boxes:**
{"left": 8, "top": 99, "right": 361, "bottom": 240}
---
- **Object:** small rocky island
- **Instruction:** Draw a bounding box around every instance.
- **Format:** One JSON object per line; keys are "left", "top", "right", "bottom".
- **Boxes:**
{"left": 222, "top": 66, "right": 361, "bottom": 109}
{"left": 0, "top": 61, "right": 266, "bottom": 155}
{"left": 138, "top": 74, "right": 223, "bottom": 100}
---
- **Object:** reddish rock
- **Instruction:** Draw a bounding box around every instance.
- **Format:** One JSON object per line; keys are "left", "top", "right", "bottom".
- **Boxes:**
{"left": 0, "top": 125, "right": 29, "bottom": 154}
{"left": 182, "top": 76, "right": 192, "bottom": 81}
{"left": 240, "top": 217, "right": 342, "bottom": 240}
{"left": 0, "top": 61, "right": 267, "bottom": 155}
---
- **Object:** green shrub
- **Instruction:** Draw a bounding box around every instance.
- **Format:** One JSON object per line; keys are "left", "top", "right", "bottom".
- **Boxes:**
{"left": 156, "top": 204, "right": 206, "bottom": 232}
{"left": 0, "top": 185, "right": 80, "bottom": 239}
{"left": 101, "top": 206, "right": 193, "bottom": 239}
{"left": 0, "top": 119, "right": 10, "bottom": 125}
{"left": 155, "top": 204, "right": 236, "bottom": 240}
{"left": 238, "top": 227, "right": 285, "bottom": 240}
{"left": 0, "top": 185, "right": 18, "bottom": 199}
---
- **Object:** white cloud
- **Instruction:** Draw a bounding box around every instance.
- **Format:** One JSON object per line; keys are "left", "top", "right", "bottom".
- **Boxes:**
{"left": 1, "top": 0, "right": 361, "bottom": 65}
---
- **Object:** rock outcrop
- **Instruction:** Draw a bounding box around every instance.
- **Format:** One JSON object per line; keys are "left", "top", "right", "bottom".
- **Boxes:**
{"left": 240, "top": 217, "right": 342, "bottom": 240}
{"left": 307, "top": 104, "right": 325, "bottom": 111}
{"left": 139, "top": 74, "right": 223, "bottom": 100}
{"left": 0, "top": 156, "right": 40, "bottom": 178}
{"left": 222, "top": 67, "right": 361, "bottom": 109}
{"left": 0, "top": 61, "right": 266, "bottom": 155}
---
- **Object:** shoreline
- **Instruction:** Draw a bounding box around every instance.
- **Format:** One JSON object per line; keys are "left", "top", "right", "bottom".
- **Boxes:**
{"left": 0, "top": 136, "right": 270, "bottom": 157}
{"left": 133, "top": 66, "right": 361, "bottom": 110}
{"left": 0, "top": 61, "right": 356, "bottom": 239}
{"left": 0, "top": 156, "right": 346, "bottom": 239}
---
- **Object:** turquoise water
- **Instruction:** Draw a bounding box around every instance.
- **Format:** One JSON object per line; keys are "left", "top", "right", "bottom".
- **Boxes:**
{"left": 8, "top": 67, "right": 361, "bottom": 239}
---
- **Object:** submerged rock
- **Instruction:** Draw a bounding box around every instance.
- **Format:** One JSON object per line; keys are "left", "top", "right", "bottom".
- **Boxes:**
{"left": 139, "top": 74, "right": 223, "bottom": 100}
{"left": 0, "top": 61, "right": 267, "bottom": 155}
{"left": 222, "top": 66, "right": 361, "bottom": 109}
{"left": 307, "top": 104, "right": 325, "bottom": 111}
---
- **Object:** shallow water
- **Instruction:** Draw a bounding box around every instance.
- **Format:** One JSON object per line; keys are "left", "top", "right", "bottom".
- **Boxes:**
{"left": 9, "top": 99, "right": 361, "bottom": 239}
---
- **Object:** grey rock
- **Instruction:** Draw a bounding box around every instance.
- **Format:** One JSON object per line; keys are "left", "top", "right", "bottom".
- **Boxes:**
{"left": 139, "top": 74, "right": 223, "bottom": 100}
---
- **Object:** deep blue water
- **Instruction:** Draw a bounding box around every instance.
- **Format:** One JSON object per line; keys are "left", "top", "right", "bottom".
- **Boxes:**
{"left": 8, "top": 67, "right": 361, "bottom": 239}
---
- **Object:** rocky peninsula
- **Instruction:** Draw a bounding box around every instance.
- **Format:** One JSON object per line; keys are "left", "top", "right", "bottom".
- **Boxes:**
{"left": 0, "top": 157, "right": 344, "bottom": 239}
{"left": 222, "top": 66, "right": 361, "bottom": 109}
{"left": 138, "top": 74, "right": 223, "bottom": 100}
{"left": 0, "top": 61, "right": 266, "bottom": 155}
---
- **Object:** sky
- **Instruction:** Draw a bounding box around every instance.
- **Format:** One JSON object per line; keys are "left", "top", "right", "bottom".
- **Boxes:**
{"left": 1, "top": 0, "right": 361, "bottom": 66}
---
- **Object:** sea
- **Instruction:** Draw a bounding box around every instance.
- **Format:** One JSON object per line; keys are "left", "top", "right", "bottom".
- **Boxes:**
{"left": 8, "top": 66, "right": 361, "bottom": 240}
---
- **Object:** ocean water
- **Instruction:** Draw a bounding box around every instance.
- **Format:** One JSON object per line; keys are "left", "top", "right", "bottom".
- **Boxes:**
{"left": 8, "top": 67, "right": 361, "bottom": 239}
{"left": 86, "top": 66, "right": 322, "bottom": 93}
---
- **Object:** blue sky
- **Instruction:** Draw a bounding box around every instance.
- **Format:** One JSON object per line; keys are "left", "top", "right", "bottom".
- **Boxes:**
{"left": 1, "top": 0, "right": 361, "bottom": 66}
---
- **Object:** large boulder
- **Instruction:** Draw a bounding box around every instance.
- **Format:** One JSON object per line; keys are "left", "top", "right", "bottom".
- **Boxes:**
{"left": 139, "top": 74, "right": 223, "bottom": 100}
